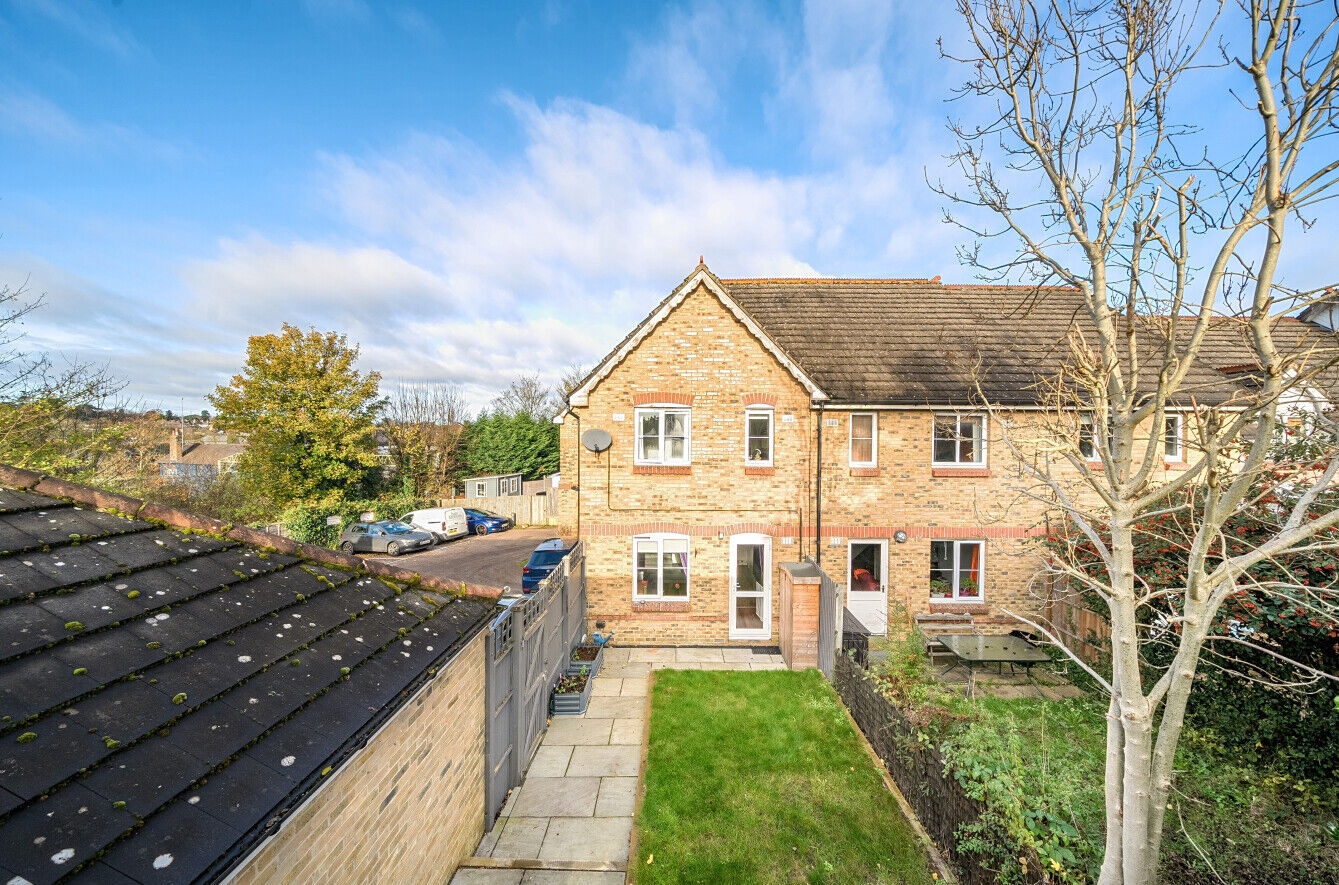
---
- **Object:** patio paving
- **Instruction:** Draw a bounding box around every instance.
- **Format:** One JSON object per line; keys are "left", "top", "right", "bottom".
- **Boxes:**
{"left": 449, "top": 645, "right": 786, "bottom": 884}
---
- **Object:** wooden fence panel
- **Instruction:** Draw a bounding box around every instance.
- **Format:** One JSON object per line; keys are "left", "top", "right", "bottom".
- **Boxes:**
{"left": 440, "top": 494, "right": 559, "bottom": 527}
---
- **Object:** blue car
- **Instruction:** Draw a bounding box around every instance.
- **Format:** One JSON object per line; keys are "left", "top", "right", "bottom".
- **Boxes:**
{"left": 464, "top": 508, "right": 513, "bottom": 536}
{"left": 522, "top": 538, "right": 571, "bottom": 592}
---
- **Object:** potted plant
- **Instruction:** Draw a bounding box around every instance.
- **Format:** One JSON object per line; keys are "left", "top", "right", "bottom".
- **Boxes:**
{"left": 566, "top": 642, "right": 605, "bottom": 679}
{"left": 551, "top": 665, "right": 593, "bottom": 715}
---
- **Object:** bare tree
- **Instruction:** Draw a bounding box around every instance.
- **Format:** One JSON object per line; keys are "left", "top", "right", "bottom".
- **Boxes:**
{"left": 381, "top": 381, "right": 469, "bottom": 498}
{"left": 491, "top": 373, "right": 561, "bottom": 420}
{"left": 558, "top": 362, "right": 588, "bottom": 401}
{"left": 937, "top": 1, "right": 1339, "bottom": 882}
{"left": 0, "top": 282, "right": 126, "bottom": 474}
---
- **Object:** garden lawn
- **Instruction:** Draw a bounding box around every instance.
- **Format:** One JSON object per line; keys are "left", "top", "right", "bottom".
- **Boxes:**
{"left": 634, "top": 669, "right": 937, "bottom": 885}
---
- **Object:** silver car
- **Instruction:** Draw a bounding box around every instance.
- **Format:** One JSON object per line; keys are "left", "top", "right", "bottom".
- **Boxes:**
{"left": 338, "top": 520, "right": 434, "bottom": 556}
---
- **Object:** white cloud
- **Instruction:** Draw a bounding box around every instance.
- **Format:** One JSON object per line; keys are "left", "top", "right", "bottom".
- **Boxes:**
{"left": 0, "top": 87, "right": 186, "bottom": 160}
{"left": 179, "top": 237, "right": 456, "bottom": 333}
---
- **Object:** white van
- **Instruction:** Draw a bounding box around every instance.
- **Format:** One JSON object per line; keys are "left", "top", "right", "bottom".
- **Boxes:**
{"left": 399, "top": 507, "right": 468, "bottom": 543}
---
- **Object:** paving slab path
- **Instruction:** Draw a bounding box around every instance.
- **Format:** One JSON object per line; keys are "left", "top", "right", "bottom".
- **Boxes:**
{"left": 449, "top": 646, "right": 787, "bottom": 884}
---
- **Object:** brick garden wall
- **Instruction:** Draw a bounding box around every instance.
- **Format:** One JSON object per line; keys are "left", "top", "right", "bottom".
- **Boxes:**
{"left": 226, "top": 631, "right": 487, "bottom": 884}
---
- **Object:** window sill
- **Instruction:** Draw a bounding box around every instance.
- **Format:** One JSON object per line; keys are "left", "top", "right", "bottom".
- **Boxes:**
{"left": 633, "top": 599, "right": 691, "bottom": 612}
{"left": 849, "top": 467, "right": 880, "bottom": 476}
{"left": 931, "top": 466, "right": 991, "bottom": 477}
{"left": 744, "top": 465, "right": 775, "bottom": 476}
{"left": 1085, "top": 460, "right": 1104, "bottom": 470}
{"left": 929, "top": 600, "right": 988, "bottom": 614}
{"left": 632, "top": 464, "right": 692, "bottom": 475}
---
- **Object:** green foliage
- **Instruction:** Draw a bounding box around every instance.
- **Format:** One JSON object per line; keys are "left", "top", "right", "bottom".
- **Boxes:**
{"left": 462, "top": 411, "right": 558, "bottom": 481}
{"left": 1052, "top": 475, "right": 1339, "bottom": 784}
{"left": 210, "top": 323, "right": 384, "bottom": 509}
{"left": 280, "top": 490, "right": 435, "bottom": 547}
{"left": 868, "top": 635, "right": 1339, "bottom": 884}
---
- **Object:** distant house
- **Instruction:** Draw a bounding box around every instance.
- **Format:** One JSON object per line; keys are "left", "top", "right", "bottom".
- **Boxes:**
{"left": 464, "top": 472, "right": 523, "bottom": 498}
{"left": 159, "top": 427, "right": 246, "bottom": 484}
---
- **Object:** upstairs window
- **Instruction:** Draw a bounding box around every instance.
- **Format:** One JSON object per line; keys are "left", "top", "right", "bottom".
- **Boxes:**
{"left": 850, "top": 413, "right": 877, "bottom": 467}
{"left": 634, "top": 534, "right": 690, "bottom": 598}
{"left": 1164, "top": 414, "right": 1183, "bottom": 460}
{"left": 636, "top": 407, "right": 691, "bottom": 466}
{"left": 933, "top": 413, "right": 986, "bottom": 465}
{"left": 745, "top": 409, "right": 773, "bottom": 466}
{"left": 930, "top": 540, "right": 984, "bottom": 600}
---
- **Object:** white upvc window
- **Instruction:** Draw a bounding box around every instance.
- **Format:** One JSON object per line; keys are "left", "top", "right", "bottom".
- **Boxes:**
{"left": 930, "top": 540, "right": 985, "bottom": 601}
{"left": 1164, "top": 414, "right": 1183, "bottom": 460}
{"left": 932, "top": 413, "right": 987, "bottom": 465}
{"left": 1079, "top": 415, "right": 1114, "bottom": 461}
{"left": 635, "top": 407, "right": 691, "bottom": 465}
{"left": 745, "top": 408, "right": 773, "bottom": 466}
{"left": 850, "top": 412, "right": 877, "bottom": 467}
{"left": 633, "top": 534, "right": 690, "bottom": 599}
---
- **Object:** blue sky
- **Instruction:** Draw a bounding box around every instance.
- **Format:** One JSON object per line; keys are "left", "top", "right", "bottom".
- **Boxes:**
{"left": 1, "top": 0, "right": 1333, "bottom": 413}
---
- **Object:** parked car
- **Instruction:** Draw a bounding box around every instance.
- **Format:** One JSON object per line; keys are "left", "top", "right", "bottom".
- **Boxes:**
{"left": 338, "top": 521, "right": 434, "bottom": 556}
{"left": 464, "top": 508, "right": 513, "bottom": 535}
{"left": 399, "top": 507, "right": 468, "bottom": 543}
{"left": 522, "top": 538, "right": 572, "bottom": 592}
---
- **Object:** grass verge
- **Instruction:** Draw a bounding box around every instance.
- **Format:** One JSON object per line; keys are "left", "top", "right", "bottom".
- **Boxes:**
{"left": 634, "top": 668, "right": 938, "bottom": 885}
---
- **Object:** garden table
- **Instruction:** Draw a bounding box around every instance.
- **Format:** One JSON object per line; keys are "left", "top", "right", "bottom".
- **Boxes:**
{"left": 937, "top": 633, "right": 1051, "bottom": 698}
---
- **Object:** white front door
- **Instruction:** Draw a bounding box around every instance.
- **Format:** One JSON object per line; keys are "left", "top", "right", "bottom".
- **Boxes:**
{"left": 847, "top": 539, "right": 888, "bottom": 635}
{"left": 729, "top": 533, "right": 772, "bottom": 640}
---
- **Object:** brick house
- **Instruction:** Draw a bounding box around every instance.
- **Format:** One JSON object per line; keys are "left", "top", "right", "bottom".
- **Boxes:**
{"left": 559, "top": 262, "right": 1338, "bottom": 645}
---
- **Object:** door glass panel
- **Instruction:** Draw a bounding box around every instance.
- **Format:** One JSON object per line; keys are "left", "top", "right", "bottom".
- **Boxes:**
{"left": 734, "top": 595, "right": 763, "bottom": 630}
{"left": 735, "top": 544, "right": 765, "bottom": 595}
{"left": 850, "top": 542, "right": 882, "bottom": 592}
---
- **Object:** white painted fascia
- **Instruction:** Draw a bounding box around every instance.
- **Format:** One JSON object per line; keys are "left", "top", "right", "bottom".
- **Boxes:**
{"left": 568, "top": 266, "right": 828, "bottom": 407}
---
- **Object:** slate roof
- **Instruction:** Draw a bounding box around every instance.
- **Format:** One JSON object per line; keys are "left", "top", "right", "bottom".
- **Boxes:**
{"left": 721, "top": 277, "right": 1339, "bottom": 406}
{"left": 0, "top": 468, "right": 495, "bottom": 885}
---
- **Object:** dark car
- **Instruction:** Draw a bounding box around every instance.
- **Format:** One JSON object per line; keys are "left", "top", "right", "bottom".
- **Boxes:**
{"left": 338, "top": 520, "right": 434, "bottom": 556}
{"left": 521, "top": 538, "right": 571, "bottom": 592}
{"left": 464, "top": 508, "right": 513, "bottom": 536}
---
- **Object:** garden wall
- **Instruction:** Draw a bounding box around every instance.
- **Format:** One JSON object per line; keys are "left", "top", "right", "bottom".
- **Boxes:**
{"left": 832, "top": 652, "right": 1042, "bottom": 885}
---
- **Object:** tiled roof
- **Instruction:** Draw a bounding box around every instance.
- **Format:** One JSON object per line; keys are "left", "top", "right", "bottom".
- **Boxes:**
{"left": 721, "top": 278, "right": 1339, "bottom": 406}
{"left": 171, "top": 444, "right": 247, "bottom": 468}
{"left": 0, "top": 467, "right": 495, "bottom": 884}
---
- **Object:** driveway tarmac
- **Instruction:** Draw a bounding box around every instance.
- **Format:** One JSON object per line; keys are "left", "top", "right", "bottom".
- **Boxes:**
{"left": 373, "top": 527, "right": 565, "bottom": 593}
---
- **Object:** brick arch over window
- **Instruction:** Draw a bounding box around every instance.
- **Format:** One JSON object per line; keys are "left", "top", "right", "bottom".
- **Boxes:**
{"left": 633, "top": 392, "right": 694, "bottom": 407}
{"left": 738, "top": 392, "right": 778, "bottom": 407}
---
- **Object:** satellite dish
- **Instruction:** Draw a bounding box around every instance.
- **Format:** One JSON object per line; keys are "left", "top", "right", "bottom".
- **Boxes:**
{"left": 581, "top": 428, "right": 613, "bottom": 453}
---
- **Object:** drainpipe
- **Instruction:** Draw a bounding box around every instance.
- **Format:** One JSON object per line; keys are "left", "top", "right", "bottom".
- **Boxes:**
{"left": 815, "top": 402, "right": 824, "bottom": 568}
{"left": 571, "top": 408, "right": 581, "bottom": 541}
